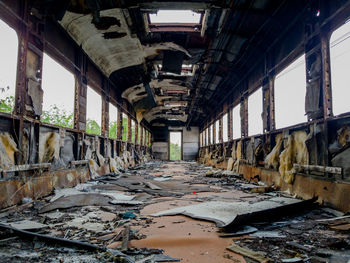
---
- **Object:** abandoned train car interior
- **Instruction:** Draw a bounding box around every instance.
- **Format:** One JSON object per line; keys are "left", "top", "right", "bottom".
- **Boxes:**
{"left": 0, "top": 0, "right": 350, "bottom": 262}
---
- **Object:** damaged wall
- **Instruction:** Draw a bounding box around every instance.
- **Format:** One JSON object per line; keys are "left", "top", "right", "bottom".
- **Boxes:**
{"left": 0, "top": 1, "right": 153, "bottom": 209}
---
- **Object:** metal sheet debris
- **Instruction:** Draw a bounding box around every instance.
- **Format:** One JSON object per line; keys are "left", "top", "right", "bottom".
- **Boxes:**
{"left": 151, "top": 197, "right": 313, "bottom": 228}
{"left": 0, "top": 220, "right": 47, "bottom": 230}
{"left": 226, "top": 243, "right": 271, "bottom": 263}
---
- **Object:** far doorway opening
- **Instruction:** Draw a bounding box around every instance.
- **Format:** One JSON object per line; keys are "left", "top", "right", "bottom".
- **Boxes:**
{"left": 169, "top": 131, "right": 182, "bottom": 160}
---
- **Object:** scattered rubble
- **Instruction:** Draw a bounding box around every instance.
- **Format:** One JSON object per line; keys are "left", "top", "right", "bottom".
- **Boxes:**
{"left": 0, "top": 161, "right": 348, "bottom": 262}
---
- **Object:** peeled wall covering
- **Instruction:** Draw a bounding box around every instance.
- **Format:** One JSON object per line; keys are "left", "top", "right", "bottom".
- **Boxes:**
{"left": 0, "top": 0, "right": 350, "bottom": 261}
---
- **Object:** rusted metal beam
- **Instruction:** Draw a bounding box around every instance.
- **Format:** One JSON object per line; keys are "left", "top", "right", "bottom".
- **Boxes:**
{"left": 135, "top": 121, "right": 138, "bottom": 145}
{"left": 293, "top": 164, "right": 342, "bottom": 175}
{"left": 127, "top": 115, "right": 131, "bottom": 143}
{"left": 0, "top": 163, "right": 51, "bottom": 173}
{"left": 228, "top": 107, "right": 233, "bottom": 141}
{"left": 149, "top": 24, "right": 201, "bottom": 33}
{"left": 241, "top": 95, "right": 248, "bottom": 137}
{"left": 116, "top": 108, "right": 122, "bottom": 141}
{"left": 262, "top": 76, "right": 275, "bottom": 132}
{"left": 140, "top": 125, "right": 144, "bottom": 146}
{"left": 219, "top": 117, "right": 223, "bottom": 143}
{"left": 101, "top": 79, "right": 109, "bottom": 138}
{"left": 320, "top": 32, "right": 332, "bottom": 118}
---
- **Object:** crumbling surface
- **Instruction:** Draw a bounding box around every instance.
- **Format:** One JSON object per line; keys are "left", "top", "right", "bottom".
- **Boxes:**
{"left": 279, "top": 131, "right": 309, "bottom": 184}
{"left": 0, "top": 161, "right": 349, "bottom": 263}
{"left": 0, "top": 132, "right": 18, "bottom": 169}
{"left": 151, "top": 197, "right": 306, "bottom": 228}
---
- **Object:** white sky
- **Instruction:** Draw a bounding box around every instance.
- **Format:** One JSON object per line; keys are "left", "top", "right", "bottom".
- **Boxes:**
{"left": 87, "top": 86, "right": 102, "bottom": 124}
{"left": 42, "top": 53, "right": 75, "bottom": 113}
{"left": 170, "top": 131, "right": 181, "bottom": 145}
{"left": 330, "top": 19, "right": 350, "bottom": 116}
{"left": 149, "top": 10, "right": 201, "bottom": 24}
{"left": 232, "top": 104, "right": 241, "bottom": 139}
{"left": 1, "top": 16, "right": 350, "bottom": 141}
{"left": 248, "top": 87, "right": 263, "bottom": 136}
{"left": 0, "top": 20, "right": 18, "bottom": 100}
{"left": 274, "top": 55, "right": 307, "bottom": 129}
{"left": 215, "top": 119, "right": 219, "bottom": 143}
{"left": 223, "top": 113, "right": 228, "bottom": 142}
{"left": 109, "top": 102, "right": 118, "bottom": 123}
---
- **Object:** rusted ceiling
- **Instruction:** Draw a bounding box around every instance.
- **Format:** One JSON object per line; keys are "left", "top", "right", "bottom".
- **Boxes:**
{"left": 34, "top": 0, "right": 316, "bottom": 127}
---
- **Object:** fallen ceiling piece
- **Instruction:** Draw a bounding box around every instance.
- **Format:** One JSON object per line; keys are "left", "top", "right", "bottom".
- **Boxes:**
{"left": 219, "top": 225, "right": 258, "bottom": 237}
{"left": 227, "top": 243, "right": 271, "bottom": 263}
{"left": 0, "top": 220, "right": 47, "bottom": 230}
{"left": 151, "top": 197, "right": 315, "bottom": 228}
{"left": 109, "top": 200, "right": 144, "bottom": 205}
{"left": 145, "top": 182, "right": 162, "bottom": 190}
{"left": 40, "top": 193, "right": 115, "bottom": 213}
{"left": 60, "top": 9, "right": 191, "bottom": 76}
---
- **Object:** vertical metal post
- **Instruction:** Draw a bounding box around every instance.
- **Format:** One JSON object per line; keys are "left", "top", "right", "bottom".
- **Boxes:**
{"left": 241, "top": 95, "right": 248, "bottom": 137}
{"left": 117, "top": 108, "right": 122, "bottom": 141}
{"left": 127, "top": 115, "right": 131, "bottom": 143}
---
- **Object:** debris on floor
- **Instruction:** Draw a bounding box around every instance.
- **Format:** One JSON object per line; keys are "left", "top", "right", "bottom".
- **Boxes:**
{"left": 0, "top": 161, "right": 348, "bottom": 263}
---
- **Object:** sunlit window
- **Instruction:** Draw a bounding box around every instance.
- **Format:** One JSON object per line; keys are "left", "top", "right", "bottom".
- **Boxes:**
{"left": 122, "top": 113, "right": 128, "bottom": 141}
{"left": 330, "top": 20, "right": 350, "bottom": 116}
{"left": 232, "top": 104, "right": 241, "bottom": 139}
{"left": 210, "top": 124, "right": 214, "bottom": 145}
{"left": 206, "top": 128, "right": 208, "bottom": 145}
{"left": 86, "top": 86, "right": 102, "bottom": 135}
{"left": 148, "top": 131, "right": 152, "bottom": 147}
{"left": 42, "top": 54, "right": 75, "bottom": 128}
{"left": 215, "top": 120, "right": 220, "bottom": 144}
{"left": 109, "top": 103, "right": 118, "bottom": 139}
{"left": 131, "top": 119, "right": 136, "bottom": 143}
{"left": 275, "top": 55, "right": 307, "bottom": 129}
{"left": 0, "top": 19, "right": 18, "bottom": 114}
{"left": 143, "top": 127, "right": 146, "bottom": 146}
{"left": 222, "top": 114, "right": 228, "bottom": 142}
{"left": 137, "top": 124, "right": 141, "bottom": 144}
{"left": 248, "top": 88, "right": 263, "bottom": 136}
{"left": 149, "top": 10, "right": 201, "bottom": 24}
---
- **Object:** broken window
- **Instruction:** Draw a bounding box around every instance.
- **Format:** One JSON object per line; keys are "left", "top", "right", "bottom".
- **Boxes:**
{"left": 149, "top": 10, "right": 201, "bottom": 24}
{"left": 204, "top": 128, "right": 207, "bottom": 146}
{"left": 148, "top": 131, "right": 152, "bottom": 147}
{"left": 274, "top": 55, "right": 307, "bottom": 129}
{"left": 223, "top": 113, "right": 228, "bottom": 142}
{"left": 86, "top": 86, "right": 102, "bottom": 135}
{"left": 137, "top": 124, "right": 141, "bottom": 145}
{"left": 232, "top": 104, "right": 241, "bottom": 139}
{"left": 131, "top": 119, "right": 136, "bottom": 143}
{"left": 215, "top": 120, "right": 220, "bottom": 144}
{"left": 0, "top": 19, "right": 18, "bottom": 114}
{"left": 122, "top": 113, "right": 128, "bottom": 141}
{"left": 108, "top": 103, "right": 118, "bottom": 139}
{"left": 143, "top": 127, "right": 146, "bottom": 146}
{"left": 330, "top": 20, "right": 350, "bottom": 116}
{"left": 147, "top": 130, "right": 150, "bottom": 147}
{"left": 210, "top": 124, "right": 214, "bottom": 145}
{"left": 248, "top": 87, "right": 263, "bottom": 136}
{"left": 41, "top": 53, "right": 75, "bottom": 128}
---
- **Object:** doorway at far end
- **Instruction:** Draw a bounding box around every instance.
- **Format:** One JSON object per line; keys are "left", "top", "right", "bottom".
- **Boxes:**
{"left": 169, "top": 131, "right": 182, "bottom": 161}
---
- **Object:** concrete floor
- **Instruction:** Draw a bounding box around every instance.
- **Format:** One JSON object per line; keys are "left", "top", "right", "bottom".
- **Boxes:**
{"left": 0, "top": 161, "right": 349, "bottom": 262}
